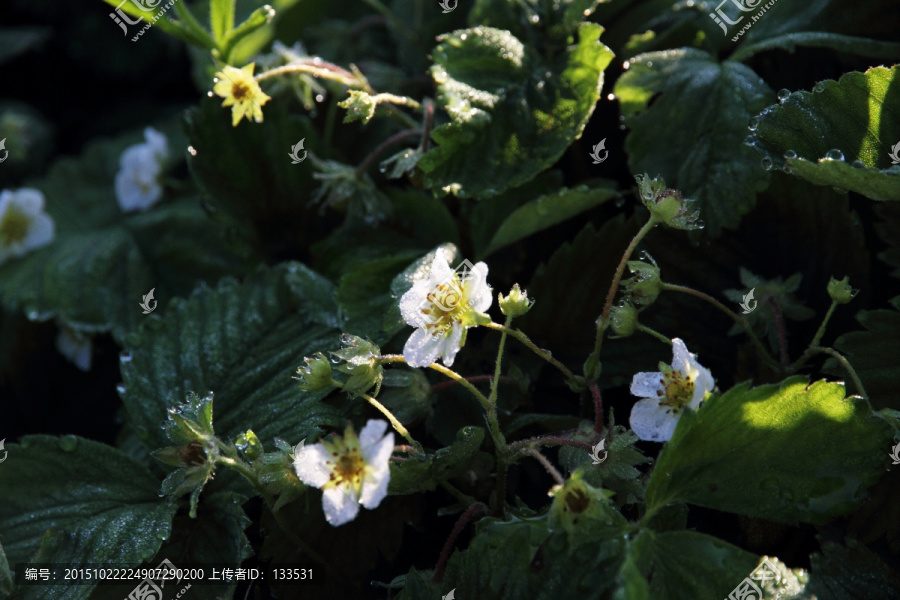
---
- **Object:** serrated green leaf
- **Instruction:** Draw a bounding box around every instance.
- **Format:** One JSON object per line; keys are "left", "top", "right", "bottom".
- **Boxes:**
{"left": 419, "top": 23, "right": 614, "bottom": 198}
{"left": 806, "top": 539, "right": 900, "bottom": 600}
{"left": 749, "top": 66, "right": 900, "bottom": 200}
{"left": 827, "top": 296, "right": 900, "bottom": 411}
{"left": 615, "top": 48, "right": 774, "bottom": 235}
{"left": 0, "top": 131, "right": 256, "bottom": 342}
{"left": 635, "top": 529, "right": 759, "bottom": 600}
{"left": 0, "top": 436, "right": 177, "bottom": 597}
{"left": 119, "top": 264, "right": 342, "bottom": 452}
{"left": 646, "top": 377, "right": 892, "bottom": 524}
{"left": 388, "top": 426, "right": 486, "bottom": 495}
{"left": 482, "top": 183, "right": 617, "bottom": 257}
{"left": 732, "top": 32, "right": 900, "bottom": 63}
{"left": 469, "top": 0, "right": 602, "bottom": 44}
{"left": 209, "top": 0, "right": 235, "bottom": 43}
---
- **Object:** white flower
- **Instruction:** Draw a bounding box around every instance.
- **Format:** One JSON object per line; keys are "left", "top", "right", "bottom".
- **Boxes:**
{"left": 115, "top": 127, "right": 168, "bottom": 212}
{"left": 398, "top": 250, "right": 492, "bottom": 367}
{"left": 293, "top": 419, "right": 394, "bottom": 527}
{"left": 56, "top": 326, "right": 92, "bottom": 371}
{"left": 629, "top": 338, "right": 714, "bottom": 442}
{"left": 0, "top": 188, "right": 55, "bottom": 265}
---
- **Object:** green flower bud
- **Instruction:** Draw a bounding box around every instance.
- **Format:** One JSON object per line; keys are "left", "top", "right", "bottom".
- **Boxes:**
{"left": 635, "top": 173, "right": 701, "bottom": 230}
{"left": 235, "top": 429, "right": 263, "bottom": 461}
{"left": 610, "top": 303, "right": 638, "bottom": 337}
{"left": 498, "top": 284, "right": 534, "bottom": 318}
{"left": 621, "top": 260, "right": 662, "bottom": 306}
{"left": 827, "top": 276, "right": 857, "bottom": 304}
{"left": 332, "top": 334, "right": 383, "bottom": 396}
{"left": 548, "top": 473, "right": 615, "bottom": 534}
{"left": 296, "top": 352, "right": 335, "bottom": 392}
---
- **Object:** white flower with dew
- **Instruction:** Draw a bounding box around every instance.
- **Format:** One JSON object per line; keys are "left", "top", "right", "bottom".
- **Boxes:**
{"left": 629, "top": 338, "right": 714, "bottom": 442}
{"left": 293, "top": 419, "right": 394, "bottom": 527}
{"left": 398, "top": 250, "right": 492, "bottom": 367}
{"left": 0, "top": 188, "right": 55, "bottom": 265}
{"left": 115, "top": 127, "right": 168, "bottom": 212}
{"left": 56, "top": 326, "right": 92, "bottom": 371}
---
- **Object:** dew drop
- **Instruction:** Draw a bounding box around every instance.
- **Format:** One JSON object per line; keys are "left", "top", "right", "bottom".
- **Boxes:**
{"left": 783, "top": 150, "right": 797, "bottom": 160}
{"left": 748, "top": 116, "right": 760, "bottom": 131}
{"left": 116, "top": 384, "right": 127, "bottom": 395}
{"left": 59, "top": 435, "right": 78, "bottom": 452}
{"left": 529, "top": 14, "right": 540, "bottom": 24}
{"left": 120, "top": 352, "right": 133, "bottom": 363}
{"left": 460, "top": 33, "right": 467, "bottom": 41}
{"left": 825, "top": 148, "right": 844, "bottom": 161}
{"left": 26, "top": 310, "right": 40, "bottom": 321}
{"left": 315, "top": 94, "right": 325, "bottom": 103}
{"left": 814, "top": 82, "right": 826, "bottom": 93}
{"left": 622, "top": 61, "right": 630, "bottom": 70}
{"left": 583, "top": 8, "right": 591, "bottom": 16}
{"left": 206, "top": 91, "right": 214, "bottom": 98}
{"left": 212, "top": 77, "right": 219, "bottom": 83}
{"left": 851, "top": 159, "right": 865, "bottom": 168}
{"left": 614, "top": 197, "right": 625, "bottom": 208}
{"left": 187, "top": 145, "right": 197, "bottom": 156}
{"left": 761, "top": 156, "right": 774, "bottom": 171}
{"left": 607, "top": 93, "right": 615, "bottom": 101}
{"left": 782, "top": 164, "right": 792, "bottom": 174}
{"left": 777, "top": 88, "right": 790, "bottom": 102}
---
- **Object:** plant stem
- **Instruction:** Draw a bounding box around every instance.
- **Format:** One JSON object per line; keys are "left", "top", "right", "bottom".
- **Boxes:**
{"left": 810, "top": 300, "right": 838, "bottom": 349}
{"left": 589, "top": 381, "right": 604, "bottom": 434}
{"left": 768, "top": 297, "right": 790, "bottom": 367}
{"left": 525, "top": 449, "right": 565, "bottom": 485}
{"left": 419, "top": 98, "right": 435, "bottom": 152}
{"left": 507, "top": 435, "right": 593, "bottom": 457}
{"left": 808, "top": 346, "right": 869, "bottom": 400}
{"left": 661, "top": 283, "right": 780, "bottom": 370}
{"left": 439, "top": 481, "right": 476, "bottom": 507}
{"left": 484, "top": 322, "right": 578, "bottom": 382}
{"left": 428, "top": 363, "right": 493, "bottom": 411}
{"left": 359, "top": 391, "right": 422, "bottom": 452}
{"left": 585, "top": 217, "right": 658, "bottom": 379}
{"left": 430, "top": 374, "right": 512, "bottom": 393}
{"left": 432, "top": 502, "right": 488, "bottom": 583}
{"left": 354, "top": 129, "right": 422, "bottom": 177}
{"left": 637, "top": 324, "right": 672, "bottom": 345}
{"left": 255, "top": 62, "right": 367, "bottom": 90}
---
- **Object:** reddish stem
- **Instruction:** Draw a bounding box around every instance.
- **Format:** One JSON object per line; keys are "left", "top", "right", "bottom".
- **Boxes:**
{"left": 589, "top": 381, "right": 604, "bottom": 434}
{"left": 508, "top": 435, "right": 593, "bottom": 453}
{"left": 767, "top": 296, "right": 789, "bottom": 366}
{"left": 433, "top": 502, "right": 488, "bottom": 583}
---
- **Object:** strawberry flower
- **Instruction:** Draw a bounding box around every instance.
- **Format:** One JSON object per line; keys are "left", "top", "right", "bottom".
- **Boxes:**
{"left": 629, "top": 338, "right": 714, "bottom": 442}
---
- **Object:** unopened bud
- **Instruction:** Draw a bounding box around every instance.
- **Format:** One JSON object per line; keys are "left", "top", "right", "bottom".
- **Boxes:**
{"left": 297, "top": 353, "right": 335, "bottom": 392}
{"left": 499, "top": 284, "right": 534, "bottom": 318}
{"left": 827, "top": 276, "right": 857, "bottom": 304}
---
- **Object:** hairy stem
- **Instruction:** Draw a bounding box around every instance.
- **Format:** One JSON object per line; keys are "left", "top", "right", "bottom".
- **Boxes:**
{"left": 432, "top": 502, "right": 488, "bottom": 583}
{"left": 637, "top": 323, "right": 672, "bottom": 345}
{"left": 354, "top": 129, "right": 422, "bottom": 177}
{"left": 810, "top": 300, "right": 838, "bottom": 349}
{"left": 585, "top": 218, "right": 658, "bottom": 379}
{"left": 808, "top": 346, "right": 868, "bottom": 400}
{"left": 768, "top": 297, "right": 789, "bottom": 367}
{"left": 525, "top": 449, "right": 565, "bottom": 485}
{"left": 589, "top": 381, "right": 604, "bottom": 434}
{"left": 430, "top": 374, "right": 513, "bottom": 393}
{"left": 661, "top": 283, "right": 780, "bottom": 370}
{"left": 359, "top": 391, "right": 422, "bottom": 452}
{"left": 484, "top": 322, "right": 578, "bottom": 383}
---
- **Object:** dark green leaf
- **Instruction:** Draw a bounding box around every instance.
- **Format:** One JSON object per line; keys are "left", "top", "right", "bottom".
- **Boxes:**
{"left": 209, "top": 0, "right": 235, "bottom": 43}
{"left": 645, "top": 377, "right": 891, "bottom": 524}
{"left": 0, "top": 436, "right": 177, "bottom": 596}
{"left": 827, "top": 296, "right": 900, "bottom": 411}
{"left": 482, "top": 183, "right": 618, "bottom": 257}
{"left": 419, "top": 24, "right": 614, "bottom": 198}
{"left": 389, "top": 426, "right": 486, "bottom": 495}
{"left": 0, "top": 542, "right": 11, "bottom": 597}
{"left": 119, "top": 264, "right": 342, "bottom": 452}
{"left": 615, "top": 48, "right": 774, "bottom": 235}
{"left": 806, "top": 539, "right": 900, "bottom": 600}
{"left": 748, "top": 66, "right": 900, "bottom": 201}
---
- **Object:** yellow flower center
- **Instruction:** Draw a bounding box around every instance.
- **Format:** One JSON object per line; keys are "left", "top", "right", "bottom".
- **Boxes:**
{"left": 231, "top": 81, "right": 251, "bottom": 102}
{"left": 656, "top": 365, "right": 695, "bottom": 413}
{"left": 325, "top": 446, "right": 365, "bottom": 495}
{"left": 421, "top": 279, "right": 469, "bottom": 334}
{"left": 0, "top": 204, "right": 30, "bottom": 246}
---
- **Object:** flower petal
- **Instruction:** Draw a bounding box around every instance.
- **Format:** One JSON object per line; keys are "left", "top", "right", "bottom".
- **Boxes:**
{"left": 670, "top": 338, "right": 692, "bottom": 373}
{"left": 23, "top": 213, "right": 54, "bottom": 251}
{"left": 360, "top": 428, "right": 393, "bottom": 511}
{"left": 9, "top": 188, "right": 45, "bottom": 214}
{"left": 143, "top": 127, "right": 168, "bottom": 159}
{"left": 322, "top": 485, "right": 360, "bottom": 527}
{"left": 439, "top": 322, "right": 464, "bottom": 367}
{"left": 464, "top": 262, "right": 492, "bottom": 312}
{"left": 630, "top": 371, "right": 663, "bottom": 398}
{"left": 358, "top": 419, "right": 389, "bottom": 453}
{"left": 292, "top": 443, "right": 332, "bottom": 488}
{"left": 403, "top": 327, "right": 445, "bottom": 367}
{"left": 630, "top": 398, "right": 680, "bottom": 442}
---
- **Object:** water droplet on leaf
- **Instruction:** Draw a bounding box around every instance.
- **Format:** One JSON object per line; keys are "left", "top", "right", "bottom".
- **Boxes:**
{"left": 761, "top": 156, "right": 773, "bottom": 170}
{"left": 59, "top": 435, "right": 78, "bottom": 452}
{"left": 783, "top": 150, "right": 797, "bottom": 159}
{"left": 825, "top": 148, "right": 844, "bottom": 161}
{"left": 777, "top": 88, "right": 790, "bottom": 102}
